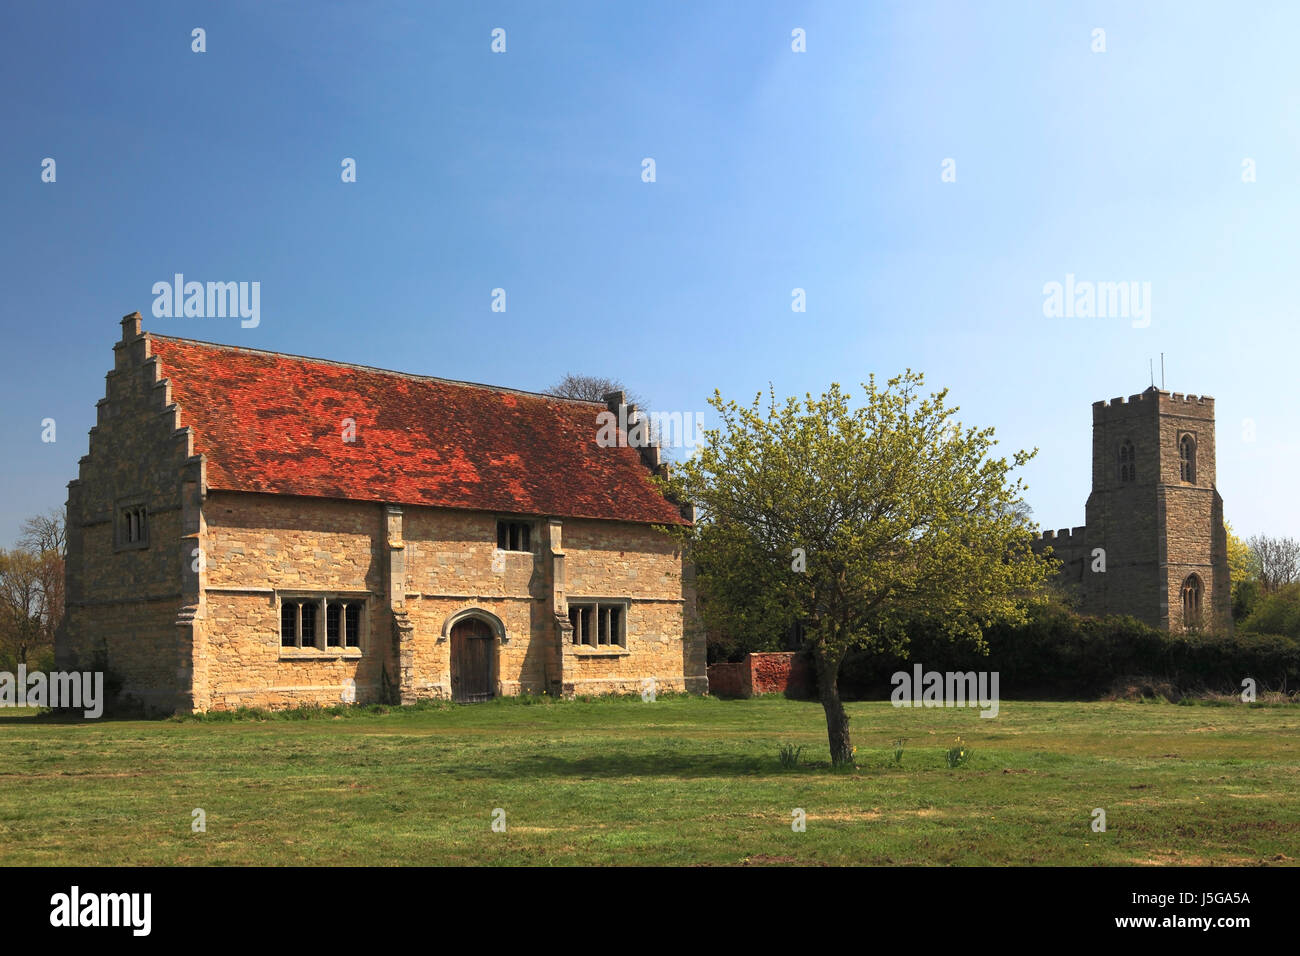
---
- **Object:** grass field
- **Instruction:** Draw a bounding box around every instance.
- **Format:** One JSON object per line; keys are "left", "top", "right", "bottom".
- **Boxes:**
{"left": 1, "top": 695, "right": 1297, "bottom": 866}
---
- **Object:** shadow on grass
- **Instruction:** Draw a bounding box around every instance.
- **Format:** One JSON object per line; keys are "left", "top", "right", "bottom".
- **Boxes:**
{"left": 0, "top": 709, "right": 159, "bottom": 725}
{"left": 486, "top": 749, "right": 788, "bottom": 779}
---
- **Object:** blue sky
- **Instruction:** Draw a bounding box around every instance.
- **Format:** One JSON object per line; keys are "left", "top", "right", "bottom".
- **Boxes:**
{"left": 2, "top": 0, "right": 1298, "bottom": 545}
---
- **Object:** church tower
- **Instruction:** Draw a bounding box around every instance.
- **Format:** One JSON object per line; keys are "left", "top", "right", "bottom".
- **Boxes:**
{"left": 1081, "top": 388, "right": 1230, "bottom": 631}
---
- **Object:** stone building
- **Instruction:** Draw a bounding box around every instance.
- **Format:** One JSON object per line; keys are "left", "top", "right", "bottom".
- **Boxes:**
{"left": 55, "top": 313, "right": 706, "bottom": 714}
{"left": 1032, "top": 386, "right": 1231, "bottom": 632}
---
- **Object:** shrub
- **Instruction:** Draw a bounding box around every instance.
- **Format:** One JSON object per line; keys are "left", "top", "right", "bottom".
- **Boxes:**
{"left": 836, "top": 603, "right": 1300, "bottom": 699}
{"left": 1240, "top": 583, "right": 1300, "bottom": 639}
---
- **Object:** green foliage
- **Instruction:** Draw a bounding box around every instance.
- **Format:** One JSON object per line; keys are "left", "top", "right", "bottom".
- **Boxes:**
{"left": 945, "top": 737, "right": 972, "bottom": 768}
{"left": 892, "top": 737, "right": 907, "bottom": 766}
{"left": 1226, "top": 521, "right": 1261, "bottom": 622}
{"left": 659, "top": 373, "right": 1055, "bottom": 764}
{"left": 0, "top": 644, "right": 54, "bottom": 675}
{"left": 663, "top": 373, "right": 1053, "bottom": 657}
{"left": 1233, "top": 578, "right": 1263, "bottom": 622}
{"left": 1224, "top": 520, "right": 1253, "bottom": 588}
{"left": 1239, "top": 582, "right": 1300, "bottom": 639}
{"left": 778, "top": 743, "right": 805, "bottom": 769}
{"left": 836, "top": 601, "right": 1300, "bottom": 698}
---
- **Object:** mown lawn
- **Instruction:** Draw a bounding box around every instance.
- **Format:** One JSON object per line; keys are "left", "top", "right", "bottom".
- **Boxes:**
{"left": 0, "top": 695, "right": 1297, "bottom": 865}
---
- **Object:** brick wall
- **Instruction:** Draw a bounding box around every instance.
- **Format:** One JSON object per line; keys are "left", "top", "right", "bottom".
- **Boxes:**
{"left": 707, "top": 652, "right": 813, "bottom": 699}
{"left": 706, "top": 661, "right": 747, "bottom": 698}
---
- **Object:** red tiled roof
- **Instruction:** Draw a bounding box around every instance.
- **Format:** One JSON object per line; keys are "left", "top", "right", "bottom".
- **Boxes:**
{"left": 148, "top": 336, "right": 687, "bottom": 525}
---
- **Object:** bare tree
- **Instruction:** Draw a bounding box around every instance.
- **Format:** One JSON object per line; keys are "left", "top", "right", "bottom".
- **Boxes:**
{"left": 544, "top": 373, "right": 646, "bottom": 410}
{"left": 0, "top": 549, "right": 48, "bottom": 666}
{"left": 1246, "top": 534, "right": 1300, "bottom": 593}
{"left": 20, "top": 508, "right": 66, "bottom": 557}
{"left": 1001, "top": 499, "right": 1034, "bottom": 528}
{"left": 546, "top": 373, "right": 663, "bottom": 448}
{"left": 11, "top": 508, "right": 66, "bottom": 652}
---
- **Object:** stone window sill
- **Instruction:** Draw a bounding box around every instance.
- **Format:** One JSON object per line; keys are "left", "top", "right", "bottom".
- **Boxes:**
{"left": 573, "top": 648, "right": 631, "bottom": 658}
{"left": 279, "top": 649, "right": 364, "bottom": 661}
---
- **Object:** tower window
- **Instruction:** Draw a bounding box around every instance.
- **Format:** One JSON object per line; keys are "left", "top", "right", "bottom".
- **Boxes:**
{"left": 1179, "top": 434, "right": 1196, "bottom": 483}
{"left": 1181, "top": 574, "right": 1202, "bottom": 629}
{"left": 1117, "top": 439, "right": 1136, "bottom": 483}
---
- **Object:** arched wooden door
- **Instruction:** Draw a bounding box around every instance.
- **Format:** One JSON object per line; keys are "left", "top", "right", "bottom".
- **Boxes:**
{"left": 450, "top": 616, "right": 495, "bottom": 702}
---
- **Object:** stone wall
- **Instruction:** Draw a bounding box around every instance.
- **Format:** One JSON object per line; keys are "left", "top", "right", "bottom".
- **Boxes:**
{"left": 402, "top": 507, "right": 548, "bottom": 698}
{"left": 1086, "top": 392, "right": 1165, "bottom": 626}
{"left": 1155, "top": 393, "right": 1228, "bottom": 630}
{"left": 1030, "top": 526, "right": 1089, "bottom": 599}
{"left": 57, "top": 313, "right": 201, "bottom": 713}
{"left": 202, "top": 491, "right": 391, "bottom": 710}
{"left": 1036, "top": 388, "right": 1230, "bottom": 633}
{"left": 199, "top": 498, "right": 703, "bottom": 709}
{"left": 561, "top": 519, "right": 703, "bottom": 696}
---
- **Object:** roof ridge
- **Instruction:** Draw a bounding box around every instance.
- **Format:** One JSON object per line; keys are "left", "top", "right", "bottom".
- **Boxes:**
{"left": 147, "top": 332, "right": 606, "bottom": 407}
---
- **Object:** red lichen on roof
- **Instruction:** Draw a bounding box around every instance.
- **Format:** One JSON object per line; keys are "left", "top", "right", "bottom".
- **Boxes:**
{"left": 148, "top": 336, "right": 687, "bottom": 525}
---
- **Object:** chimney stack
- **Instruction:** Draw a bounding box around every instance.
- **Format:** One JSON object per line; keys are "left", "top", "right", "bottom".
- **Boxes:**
{"left": 121, "top": 311, "right": 142, "bottom": 341}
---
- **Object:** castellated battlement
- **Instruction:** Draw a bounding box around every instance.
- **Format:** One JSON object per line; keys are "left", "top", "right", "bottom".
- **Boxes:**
{"left": 1093, "top": 392, "right": 1153, "bottom": 411}
{"left": 1093, "top": 391, "right": 1158, "bottom": 420}
{"left": 1093, "top": 388, "right": 1214, "bottom": 422}
{"left": 1032, "top": 526, "right": 1087, "bottom": 546}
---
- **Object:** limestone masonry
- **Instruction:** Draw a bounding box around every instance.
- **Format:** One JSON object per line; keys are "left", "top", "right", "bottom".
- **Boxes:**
{"left": 55, "top": 313, "right": 1226, "bottom": 714}
{"left": 55, "top": 313, "right": 707, "bottom": 714}
{"left": 1031, "top": 386, "right": 1231, "bottom": 632}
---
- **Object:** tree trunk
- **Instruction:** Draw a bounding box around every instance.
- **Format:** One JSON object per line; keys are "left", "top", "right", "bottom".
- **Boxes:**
{"left": 812, "top": 640, "right": 853, "bottom": 766}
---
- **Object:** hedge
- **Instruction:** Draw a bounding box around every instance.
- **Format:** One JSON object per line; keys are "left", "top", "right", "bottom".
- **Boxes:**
{"left": 829, "top": 605, "right": 1300, "bottom": 699}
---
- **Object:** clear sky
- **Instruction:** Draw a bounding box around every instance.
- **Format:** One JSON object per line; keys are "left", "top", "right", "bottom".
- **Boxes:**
{"left": 2, "top": 1, "right": 1297, "bottom": 546}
